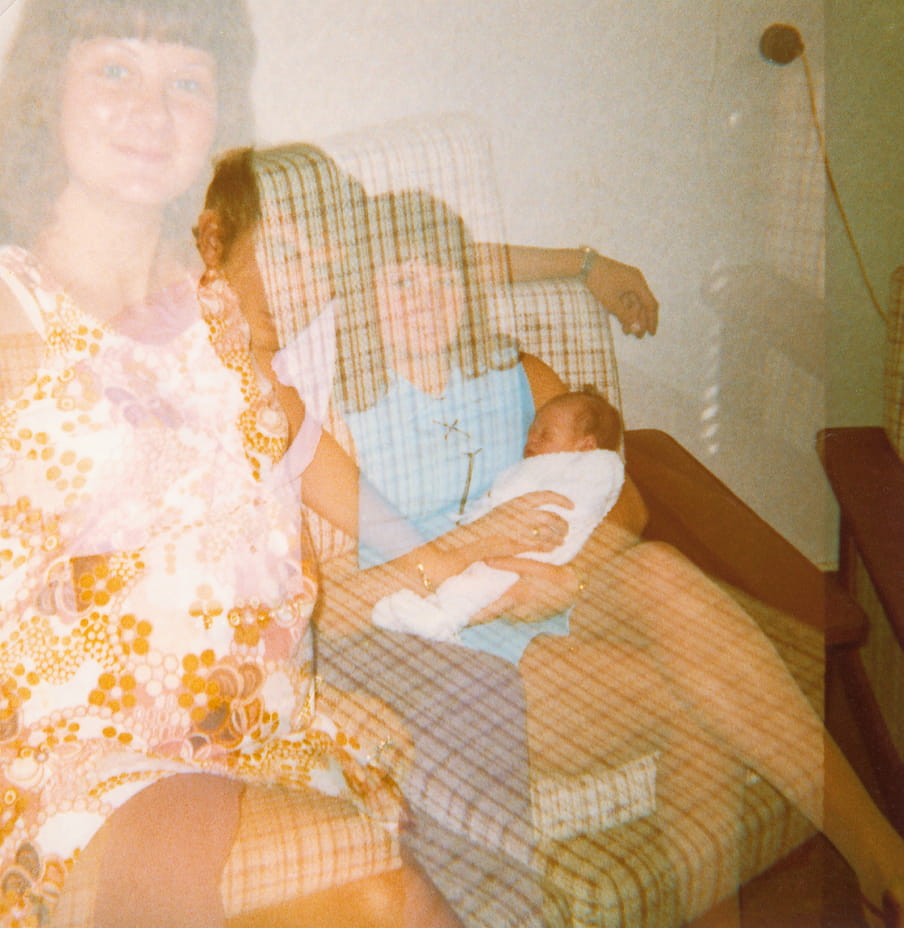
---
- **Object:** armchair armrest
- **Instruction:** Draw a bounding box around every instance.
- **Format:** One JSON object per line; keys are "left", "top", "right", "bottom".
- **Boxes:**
{"left": 818, "top": 426, "right": 904, "bottom": 649}
{"left": 493, "top": 279, "right": 622, "bottom": 406}
{"left": 624, "top": 428, "right": 866, "bottom": 648}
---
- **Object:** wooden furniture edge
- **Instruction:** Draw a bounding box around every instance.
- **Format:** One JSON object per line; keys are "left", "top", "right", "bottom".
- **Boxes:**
{"left": 817, "top": 426, "right": 904, "bottom": 650}
{"left": 624, "top": 428, "right": 867, "bottom": 648}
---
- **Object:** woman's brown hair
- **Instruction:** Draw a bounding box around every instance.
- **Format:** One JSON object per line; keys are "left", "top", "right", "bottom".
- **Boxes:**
{"left": 337, "top": 188, "right": 517, "bottom": 413}
{"left": 201, "top": 147, "right": 261, "bottom": 261}
{"left": 0, "top": 0, "right": 256, "bottom": 248}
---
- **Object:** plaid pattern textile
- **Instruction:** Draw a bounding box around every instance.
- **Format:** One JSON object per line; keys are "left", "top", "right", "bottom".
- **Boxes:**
{"left": 322, "top": 114, "right": 508, "bottom": 244}
{"left": 219, "top": 783, "right": 401, "bottom": 915}
{"left": 526, "top": 582, "right": 822, "bottom": 928}
{"left": 250, "top": 116, "right": 826, "bottom": 927}
{"left": 318, "top": 558, "right": 823, "bottom": 928}
{"left": 318, "top": 617, "right": 537, "bottom": 867}
{"left": 0, "top": 331, "right": 43, "bottom": 402}
{"left": 403, "top": 812, "right": 563, "bottom": 928}
{"left": 50, "top": 782, "right": 402, "bottom": 925}
{"left": 531, "top": 754, "right": 659, "bottom": 841}
{"left": 494, "top": 279, "right": 623, "bottom": 416}
{"left": 884, "top": 266, "right": 904, "bottom": 459}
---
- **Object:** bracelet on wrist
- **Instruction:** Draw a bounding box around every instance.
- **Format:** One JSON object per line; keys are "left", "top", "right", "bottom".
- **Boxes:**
{"left": 578, "top": 245, "right": 599, "bottom": 283}
{"left": 415, "top": 562, "right": 436, "bottom": 594}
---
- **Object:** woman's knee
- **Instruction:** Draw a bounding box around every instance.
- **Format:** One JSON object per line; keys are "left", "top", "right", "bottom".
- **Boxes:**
{"left": 90, "top": 774, "right": 244, "bottom": 927}
{"left": 104, "top": 773, "right": 243, "bottom": 856}
{"left": 625, "top": 538, "right": 685, "bottom": 570}
{"left": 227, "top": 855, "right": 461, "bottom": 928}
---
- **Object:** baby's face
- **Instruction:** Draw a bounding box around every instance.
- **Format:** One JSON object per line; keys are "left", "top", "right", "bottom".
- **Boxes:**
{"left": 523, "top": 402, "right": 593, "bottom": 457}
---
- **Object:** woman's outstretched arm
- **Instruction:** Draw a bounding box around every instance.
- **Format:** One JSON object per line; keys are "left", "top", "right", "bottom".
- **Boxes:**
{"left": 303, "top": 423, "right": 574, "bottom": 635}
{"left": 477, "top": 242, "right": 659, "bottom": 337}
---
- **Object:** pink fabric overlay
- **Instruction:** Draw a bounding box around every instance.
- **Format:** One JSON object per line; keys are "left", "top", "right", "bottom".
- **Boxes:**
{"left": 0, "top": 247, "right": 403, "bottom": 924}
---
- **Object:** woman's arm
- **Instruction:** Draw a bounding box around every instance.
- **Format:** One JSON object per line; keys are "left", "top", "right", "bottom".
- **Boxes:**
{"left": 478, "top": 242, "right": 659, "bottom": 337}
{"left": 464, "top": 352, "right": 647, "bottom": 624}
{"left": 303, "top": 429, "right": 568, "bottom": 563}
{"left": 319, "top": 493, "right": 575, "bottom": 637}
{"left": 306, "top": 422, "right": 574, "bottom": 635}
{"left": 301, "top": 429, "right": 361, "bottom": 539}
{"left": 520, "top": 350, "right": 567, "bottom": 408}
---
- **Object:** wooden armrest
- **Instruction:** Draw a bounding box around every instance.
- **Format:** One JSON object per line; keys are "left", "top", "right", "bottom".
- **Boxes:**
{"left": 623, "top": 428, "right": 867, "bottom": 648}
{"left": 818, "top": 426, "right": 904, "bottom": 649}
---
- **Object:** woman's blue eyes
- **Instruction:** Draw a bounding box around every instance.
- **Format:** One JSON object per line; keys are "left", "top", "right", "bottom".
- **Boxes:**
{"left": 100, "top": 63, "right": 129, "bottom": 81}
{"left": 96, "top": 63, "right": 209, "bottom": 96}
{"left": 172, "top": 77, "right": 211, "bottom": 96}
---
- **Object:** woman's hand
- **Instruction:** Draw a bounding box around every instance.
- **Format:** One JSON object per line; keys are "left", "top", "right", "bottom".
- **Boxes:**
{"left": 490, "top": 244, "right": 658, "bottom": 338}
{"left": 585, "top": 253, "right": 659, "bottom": 338}
{"left": 464, "top": 490, "right": 573, "bottom": 560}
{"left": 470, "top": 558, "right": 579, "bottom": 624}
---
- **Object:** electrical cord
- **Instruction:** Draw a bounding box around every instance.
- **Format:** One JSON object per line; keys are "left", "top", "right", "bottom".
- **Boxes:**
{"left": 800, "top": 48, "right": 886, "bottom": 321}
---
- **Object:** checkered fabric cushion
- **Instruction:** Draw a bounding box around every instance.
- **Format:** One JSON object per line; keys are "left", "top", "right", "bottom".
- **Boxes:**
{"left": 884, "top": 266, "right": 904, "bottom": 459}
{"left": 220, "top": 783, "right": 401, "bottom": 915}
{"left": 317, "top": 615, "right": 537, "bottom": 868}
{"left": 531, "top": 753, "right": 659, "bottom": 841}
{"left": 317, "top": 563, "right": 822, "bottom": 928}
{"left": 322, "top": 113, "right": 507, "bottom": 245}
{"left": 51, "top": 782, "right": 402, "bottom": 925}
{"left": 493, "top": 278, "right": 623, "bottom": 413}
{"left": 282, "top": 115, "right": 824, "bottom": 927}
{"left": 530, "top": 584, "right": 822, "bottom": 928}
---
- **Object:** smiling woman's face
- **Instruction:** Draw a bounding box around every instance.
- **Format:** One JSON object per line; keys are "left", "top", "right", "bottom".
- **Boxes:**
{"left": 59, "top": 37, "right": 218, "bottom": 210}
{"left": 375, "top": 259, "right": 465, "bottom": 365}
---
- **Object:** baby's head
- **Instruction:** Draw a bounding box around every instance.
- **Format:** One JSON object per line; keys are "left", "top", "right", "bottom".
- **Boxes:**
{"left": 523, "top": 390, "right": 622, "bottom": 458}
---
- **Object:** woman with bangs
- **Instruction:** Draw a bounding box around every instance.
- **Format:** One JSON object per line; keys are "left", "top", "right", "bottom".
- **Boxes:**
{"left": 0, "top": 1, "right": 466, "bottom": 925}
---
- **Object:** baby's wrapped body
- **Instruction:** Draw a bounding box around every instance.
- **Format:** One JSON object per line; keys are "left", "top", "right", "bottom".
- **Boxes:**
{"left": 373, "top": 448, "right": 624, "bottom": 641}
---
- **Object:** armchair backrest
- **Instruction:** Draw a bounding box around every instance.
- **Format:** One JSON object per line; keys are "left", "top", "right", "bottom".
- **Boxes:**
{"left": 256, "top": 115, "right": 622, "bottom": 562}
{"left": 321, "top": 114, "right": 622, "bottom": 404}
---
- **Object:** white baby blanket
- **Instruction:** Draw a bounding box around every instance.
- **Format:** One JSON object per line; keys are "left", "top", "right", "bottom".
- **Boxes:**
{"left": 372, "top": 449, "right": 624, "bottom": 640}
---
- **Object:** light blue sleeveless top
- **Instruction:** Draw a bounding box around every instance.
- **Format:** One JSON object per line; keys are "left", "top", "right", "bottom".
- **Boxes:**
{"left": 345, "top": 362, "right": 570, "bottom": 662}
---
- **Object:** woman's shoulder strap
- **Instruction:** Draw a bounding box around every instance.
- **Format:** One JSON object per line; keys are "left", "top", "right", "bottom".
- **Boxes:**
{"left": 0, "top": 245, "right": 51, "bottom": 338}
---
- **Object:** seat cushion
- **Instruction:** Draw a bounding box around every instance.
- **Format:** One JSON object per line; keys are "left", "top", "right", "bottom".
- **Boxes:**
{"left": 220, "top": 782, "right": 401, "bottom": 916}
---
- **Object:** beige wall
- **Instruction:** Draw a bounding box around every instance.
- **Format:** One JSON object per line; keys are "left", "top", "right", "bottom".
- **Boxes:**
{"left": 826, "top": 0, "right": 904, "bottom": 427}
{"left": 7, "top": 0, "right": 892, "bottom": 566}
{"left": 253, "top": 0, "right": 835, "bottom": 564}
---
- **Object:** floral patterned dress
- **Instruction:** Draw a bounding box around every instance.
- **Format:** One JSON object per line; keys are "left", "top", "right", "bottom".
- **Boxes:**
{"left": 0, "top": 249, "right": 399, "bottom": 925}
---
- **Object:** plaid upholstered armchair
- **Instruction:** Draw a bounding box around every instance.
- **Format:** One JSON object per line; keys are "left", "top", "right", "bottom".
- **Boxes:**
{"left": 288, "top": 115, "right": 855, "bottom": 927}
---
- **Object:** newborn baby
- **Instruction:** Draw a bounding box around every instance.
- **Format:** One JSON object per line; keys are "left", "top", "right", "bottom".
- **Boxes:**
{"left": 372, "top": 390, "right": 625, "bottom": 641}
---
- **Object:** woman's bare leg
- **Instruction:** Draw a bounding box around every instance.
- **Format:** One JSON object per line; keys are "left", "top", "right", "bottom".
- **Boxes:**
{"left": 58, "top": 774, "right": 461, "bottom": 928}
{"left": 572, "top": 540, "right": 904, "bottom": 904}
{"left": 521, "top": 633, "right": 747, "bottom": 918}
{"left": 54, "top": 773, "right": 244, "bottom": 928}
{"left": 227, "top": 846, "right": 463, "bottom": 928}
